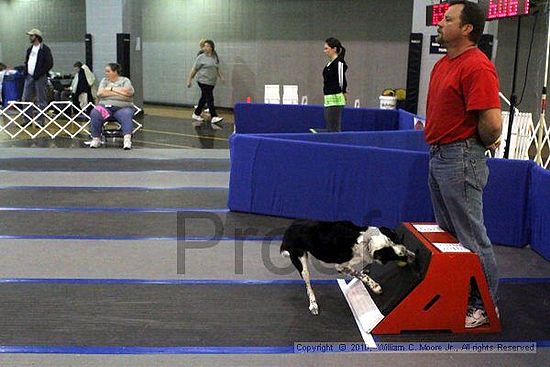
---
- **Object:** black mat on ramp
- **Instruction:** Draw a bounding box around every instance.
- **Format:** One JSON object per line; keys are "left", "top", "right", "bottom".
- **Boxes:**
{"left": 365, "top": 225, "right": 432, "bottom": 315}
{"left": 0, "top": 158, "right": 229, "bottom": 172}
{"left": 0, "top": 282, "right": 362, "bottom": 347}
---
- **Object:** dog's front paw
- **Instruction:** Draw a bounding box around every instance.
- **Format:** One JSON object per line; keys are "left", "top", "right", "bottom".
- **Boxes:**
{"left": 309, "top": 301, "right": 319, "bottom": 315}
{"left": 406, "top": 250, "right": 416, "bottom": 264}
{"left": 362, "top": 276, "right": 383, "bottom": 294}
{"left": 370, "top": 283, "right": 383, "bottom": 294}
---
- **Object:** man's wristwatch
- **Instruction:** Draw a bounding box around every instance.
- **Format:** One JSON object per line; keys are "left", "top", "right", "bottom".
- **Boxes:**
{"left": 486, "top": 137, "right": 501, "bottom": 150}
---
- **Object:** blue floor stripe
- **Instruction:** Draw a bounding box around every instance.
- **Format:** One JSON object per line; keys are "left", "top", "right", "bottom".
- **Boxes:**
{"left": 0, "top": 345, "right": 295, "bottom": 354}
{"left": 0, "top": 235, "right": 284, "bottom": 241}
{"left": 0, "top": 342, "right": 547, "bottom": 354}
{"left": 0, "top": 207, "right": 230, "bottom": 213}
{"left": 0, "top": 277, "right": 546, "bottom": 285}
{"left": 0, "top": 278, "right": 336, "bottom": 285}
{"left": 0, "top": 186, "right": 228, "bottom": 191}
{"left": 0, "top": 170, "right": 228, "bottom": 174}
{"left": 498, "top": 277, "right": 550, "bottom": 284}
{"left": 370, "top": 338, "right": 550, "bottom": 349}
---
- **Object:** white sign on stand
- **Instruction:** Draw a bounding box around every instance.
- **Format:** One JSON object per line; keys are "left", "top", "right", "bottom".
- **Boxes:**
{"left": 432, "top": 243, "right": 471, "bottom": 253}
{"left": 412, "top": 224, "right": 444, "bottom": 232}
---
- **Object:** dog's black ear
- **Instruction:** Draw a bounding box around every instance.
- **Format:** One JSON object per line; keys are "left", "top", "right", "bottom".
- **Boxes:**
{"left": 379, "top": 226, "right": 400, "bottom": 243}
{"left": 373, "top": 247, "right": 399, "bottom": 264}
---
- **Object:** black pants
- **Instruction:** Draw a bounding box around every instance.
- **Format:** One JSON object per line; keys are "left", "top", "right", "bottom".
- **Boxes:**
{"left": 195, "top": 82, "right": 218, "bottom": 117}
{"left": 324, "top": 106, "right": 343, "bottom": 132}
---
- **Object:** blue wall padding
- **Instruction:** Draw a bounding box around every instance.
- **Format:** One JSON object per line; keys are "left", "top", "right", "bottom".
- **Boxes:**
{"left": 228, "top": 134, "right": 433, "bottom": 228}
{"left": 528, "top": 165, "right": 550, "bottom": 260}
{"left": 229, "top": 134, "right": 541, "bottom": 249}
{"left": 233, "top": 103, "right": 418, "bottom": 134}
{"left": 341, "top": 107, "right": 400, "bottom": 131}
{"left": 484, "top": 159, "right": 535, "bottom": 247}
{"left": 251, "top": 130, "right": 429, "bottom": 152}
{"left": 397, "top": 108, "right": 418, "bottom": 130}
{"left": 234, "top": 103, "right": 325, "bottom": 134}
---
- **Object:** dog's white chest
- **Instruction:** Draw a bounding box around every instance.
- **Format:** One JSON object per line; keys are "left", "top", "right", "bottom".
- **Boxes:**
{"left": 351, "top": 240, "right": 370, "bottom": 264}
{"left": 349, "top": 234, "right": 373, "bottom": 267}
{"left": 352, "top": 227, "right": 390, "bottom": 265}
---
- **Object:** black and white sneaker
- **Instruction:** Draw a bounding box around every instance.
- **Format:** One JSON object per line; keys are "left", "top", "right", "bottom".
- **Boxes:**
{"left": 211, "top": 116, "right": 223, "bottom": 130}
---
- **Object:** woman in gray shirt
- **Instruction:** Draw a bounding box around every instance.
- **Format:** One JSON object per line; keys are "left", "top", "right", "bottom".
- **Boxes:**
{"left": 89, "top": 63, "right": 135, "bottom": 149}
{"left": 187, "top": 40, "right": 224, "bottom": 129}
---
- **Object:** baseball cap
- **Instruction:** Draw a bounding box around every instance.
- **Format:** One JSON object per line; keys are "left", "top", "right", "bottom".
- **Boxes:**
{"left": 26, "top": 28, "right": 43, "bottom": 37}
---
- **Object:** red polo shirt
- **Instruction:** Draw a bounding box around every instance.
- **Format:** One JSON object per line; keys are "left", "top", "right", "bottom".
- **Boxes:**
{"left": 425, "top": 47, "right": 500, "bottom": 145}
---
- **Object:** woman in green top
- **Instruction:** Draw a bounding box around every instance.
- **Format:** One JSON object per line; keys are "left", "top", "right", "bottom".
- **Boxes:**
{"left": 322, "top": 38, "right": 348, "bottom": 132}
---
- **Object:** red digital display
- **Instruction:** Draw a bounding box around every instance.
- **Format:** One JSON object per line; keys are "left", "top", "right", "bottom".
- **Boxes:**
{"left": 426, "top": 0, "right": 531, "bottom": 26}
{"left": 486, "top": 0, "right": 530, "bottom": 19}
{"left": 431, "top": 3, "right": 449, "bottom": 26}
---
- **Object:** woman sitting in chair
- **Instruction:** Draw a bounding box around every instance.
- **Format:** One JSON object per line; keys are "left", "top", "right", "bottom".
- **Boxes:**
{"left": 89, "top": 63, "right": 135, "bottom": 150}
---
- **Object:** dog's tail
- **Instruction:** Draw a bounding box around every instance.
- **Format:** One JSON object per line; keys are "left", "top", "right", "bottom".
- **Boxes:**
{"left": 280, "top": 239, "right": 305, "bottom": 275}
{"left": 280, "top": 237, "right": 292, "bottom": 258}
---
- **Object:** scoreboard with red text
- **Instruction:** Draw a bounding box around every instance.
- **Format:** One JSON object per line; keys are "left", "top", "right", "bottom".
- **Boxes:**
{"left": 426, "top": 0, "right": 531, "bottom": 26}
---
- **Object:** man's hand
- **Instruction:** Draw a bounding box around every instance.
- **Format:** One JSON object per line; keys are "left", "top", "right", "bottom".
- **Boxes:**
{"left": 478, "top": 108, "right": 502, "bottom": 147}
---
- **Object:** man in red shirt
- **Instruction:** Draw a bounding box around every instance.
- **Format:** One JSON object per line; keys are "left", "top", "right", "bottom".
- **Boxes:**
{"left": 425, "top": 1, "right": 502, "bottom": 328}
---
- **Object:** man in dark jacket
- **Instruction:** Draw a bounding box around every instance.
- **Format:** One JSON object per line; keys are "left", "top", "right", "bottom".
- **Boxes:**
{"left": 22, "top": 28, "right": 54, "bottom": 125}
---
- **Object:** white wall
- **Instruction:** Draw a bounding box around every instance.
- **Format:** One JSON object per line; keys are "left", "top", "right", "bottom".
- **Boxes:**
{"left": 85, "top": 0, "right": 143, "bottom": 105}
{"left": 48, "top": 42, "right": 85, "bottom": 74}
{"left": 86, "top": 0, "right": 123, "bottom": 79}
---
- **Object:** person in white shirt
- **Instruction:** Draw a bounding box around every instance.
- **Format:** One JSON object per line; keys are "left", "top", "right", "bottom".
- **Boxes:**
{"left": 22, "top": 28, "right": 54, "bottom": 125}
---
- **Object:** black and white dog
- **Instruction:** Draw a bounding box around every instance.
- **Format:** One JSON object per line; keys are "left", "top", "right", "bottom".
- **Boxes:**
{"left": 280, "top": 220, "right": 415, "bottom": 315}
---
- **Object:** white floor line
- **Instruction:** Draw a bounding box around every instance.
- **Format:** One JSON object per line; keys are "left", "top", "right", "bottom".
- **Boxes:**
{"left": 337, "top": 279, "right": 380, "bottom": 348}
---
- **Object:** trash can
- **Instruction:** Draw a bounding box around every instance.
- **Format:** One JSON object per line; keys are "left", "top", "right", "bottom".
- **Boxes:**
{"left": 2, "top": 72, "right": 24, "bottom": 107}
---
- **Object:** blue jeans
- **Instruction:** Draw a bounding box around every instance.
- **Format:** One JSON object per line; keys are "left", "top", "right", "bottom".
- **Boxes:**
{"left": 90, "top": 105, "right": 135, "bottom": 138}
{"left": 428, "top": 137, "right": 499, "bottom": 307}
{"left": 22, "top": 74, "right": 48, "bottom": 124}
